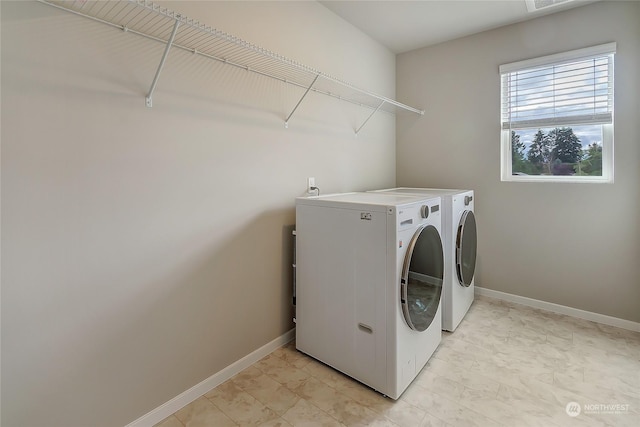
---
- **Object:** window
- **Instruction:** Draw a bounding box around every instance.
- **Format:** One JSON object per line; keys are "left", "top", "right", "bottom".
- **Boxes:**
{"left": 500, "top": 43, "right": 615, "bottom": 183}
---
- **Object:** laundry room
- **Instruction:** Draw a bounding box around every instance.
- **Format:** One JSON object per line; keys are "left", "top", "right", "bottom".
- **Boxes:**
{"left": 1, "top": 1, "right": 638, "bottom": 427}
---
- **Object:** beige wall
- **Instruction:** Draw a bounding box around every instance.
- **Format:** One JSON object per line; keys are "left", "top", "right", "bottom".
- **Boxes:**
{"left": 397, "top": 1, "right": 640, "bottom": 322}
{"left": 0, "top": 1, "right": 397, "bottom": 426}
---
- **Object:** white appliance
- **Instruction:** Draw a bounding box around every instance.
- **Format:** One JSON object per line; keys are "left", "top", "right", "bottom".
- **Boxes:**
{"left": 368, "top": 188, "right": 477, "bottom": 332}
{"left": 295, "top": 192, "right": 444, "bottom": 399}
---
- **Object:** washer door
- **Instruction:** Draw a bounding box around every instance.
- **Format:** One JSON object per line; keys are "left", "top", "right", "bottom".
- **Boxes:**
{"left": 456, "top": 210, "right": 477, "bottom": 287}
{"left": 401, "top": 225, "right": 444, "bottom": 332}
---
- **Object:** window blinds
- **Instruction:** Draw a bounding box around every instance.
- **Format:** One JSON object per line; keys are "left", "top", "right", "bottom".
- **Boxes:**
{"left": 500, "top": 43, "right": 615, "bottom": 130}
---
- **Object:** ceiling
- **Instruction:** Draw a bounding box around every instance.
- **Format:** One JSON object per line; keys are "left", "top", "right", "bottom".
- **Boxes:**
{"left": 320, "top": 0, "right": 600, "bottom": 54}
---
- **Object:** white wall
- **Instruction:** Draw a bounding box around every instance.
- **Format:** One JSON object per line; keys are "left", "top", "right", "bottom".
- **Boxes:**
{"left": 0, "top": 1, "right": 397, "bottom": 426}
{"left": 397, "top": 1, "right": 640, "bottom": 322}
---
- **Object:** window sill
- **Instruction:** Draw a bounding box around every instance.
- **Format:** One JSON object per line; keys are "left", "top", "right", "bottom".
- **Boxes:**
{"left": 501, "top": 174, "right": 613, "bottom": 184}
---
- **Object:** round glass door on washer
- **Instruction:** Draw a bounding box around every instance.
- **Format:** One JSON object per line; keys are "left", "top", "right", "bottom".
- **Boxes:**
{"left": 401, "top": 224, "right": 444, "bottom": 332}
{"left": 456, "top": 210, "right": 477, "bottom": 287}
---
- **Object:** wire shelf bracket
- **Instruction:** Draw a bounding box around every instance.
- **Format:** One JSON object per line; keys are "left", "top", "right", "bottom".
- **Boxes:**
{"left": 356, "top": 100, "right": 386, "bottom": 136}
{"left": 37, "top": 0, "right": 424, "bottom": 134}
{"left": 285, "top": 74, "right": 320, "bottom": 129}
{"left": 146, "top": 18, "right": 180, "bottom": 107}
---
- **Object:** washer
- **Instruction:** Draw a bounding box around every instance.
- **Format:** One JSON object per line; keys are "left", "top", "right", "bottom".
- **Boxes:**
{"left": 295, "top": 192, "right": 444, "bottom": 399}
{"left": 368, "top": 188, "right": 477, "bottom": 332}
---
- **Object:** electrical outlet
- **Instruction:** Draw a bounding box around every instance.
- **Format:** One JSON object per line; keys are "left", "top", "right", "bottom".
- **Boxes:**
{"left": 307, "top": 177, "right": 315, "bottom": 193}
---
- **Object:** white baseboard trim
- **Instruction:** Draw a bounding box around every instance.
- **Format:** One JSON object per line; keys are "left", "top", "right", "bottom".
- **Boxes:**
{"left": 125, "top": 328, "right": 296, "bottom": 427}
{"left": 475, "top": 286, "right": 640, "bottom": 332}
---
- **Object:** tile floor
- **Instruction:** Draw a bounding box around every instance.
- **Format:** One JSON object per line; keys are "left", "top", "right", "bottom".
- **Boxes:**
{"left": 156, "top": 296, "right": 640, "bottom": 426}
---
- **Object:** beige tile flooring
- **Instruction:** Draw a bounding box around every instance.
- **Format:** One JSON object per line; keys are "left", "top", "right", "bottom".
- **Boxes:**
{"left": 156, "top": 296, "right": 640, "bottom": 426}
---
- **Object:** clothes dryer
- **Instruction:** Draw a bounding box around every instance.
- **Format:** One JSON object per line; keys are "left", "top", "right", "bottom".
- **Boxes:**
{"left": 295, "top": 192, "right": 444, "bottom": 399}
{"left": 368, "top": 188, "right": 476, "bottom": 332}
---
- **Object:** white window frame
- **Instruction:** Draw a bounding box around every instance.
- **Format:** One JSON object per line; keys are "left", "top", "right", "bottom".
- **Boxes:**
{"left": 500, "top": 43, "right": 615, "bottom": 183}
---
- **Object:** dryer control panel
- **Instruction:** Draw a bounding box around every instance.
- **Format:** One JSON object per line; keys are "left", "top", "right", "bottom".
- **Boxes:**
{"left": 397, "top": 199, "right": 441, "bottom": 231}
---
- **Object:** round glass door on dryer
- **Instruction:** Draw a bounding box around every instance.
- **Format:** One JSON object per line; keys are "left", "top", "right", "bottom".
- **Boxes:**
{"left": 447, "top": 191, "right": 477, "bottom": 332}
{"left": 456, "top": 207, "right": 477, "bottom": 287}
{"left": 401, "top": 223, "right": 444, "bottom": 332}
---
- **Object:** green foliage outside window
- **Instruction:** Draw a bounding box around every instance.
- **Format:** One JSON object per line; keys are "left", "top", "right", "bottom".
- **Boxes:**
{"left": 511, "top": 128, "right": 603, "bottom": 176}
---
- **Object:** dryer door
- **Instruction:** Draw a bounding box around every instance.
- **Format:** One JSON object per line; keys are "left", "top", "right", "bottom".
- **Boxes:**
{"left": 401, "top": 225, "right": 444, "bottom": 331}
{"left": 456, "top": 210, "right": 477, "bottom": 287}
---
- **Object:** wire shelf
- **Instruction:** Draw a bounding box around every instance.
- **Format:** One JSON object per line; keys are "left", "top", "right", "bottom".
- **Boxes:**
{"left": 38, "top": 0, "right": 424, "bottom": 133}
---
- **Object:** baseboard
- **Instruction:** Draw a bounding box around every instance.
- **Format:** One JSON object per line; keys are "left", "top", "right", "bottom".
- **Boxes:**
{"left": 475, "top": 286, "right": 640, "bottom": 332}
{"left": 125, "top": 328, "right": 296, "bottom": 427}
